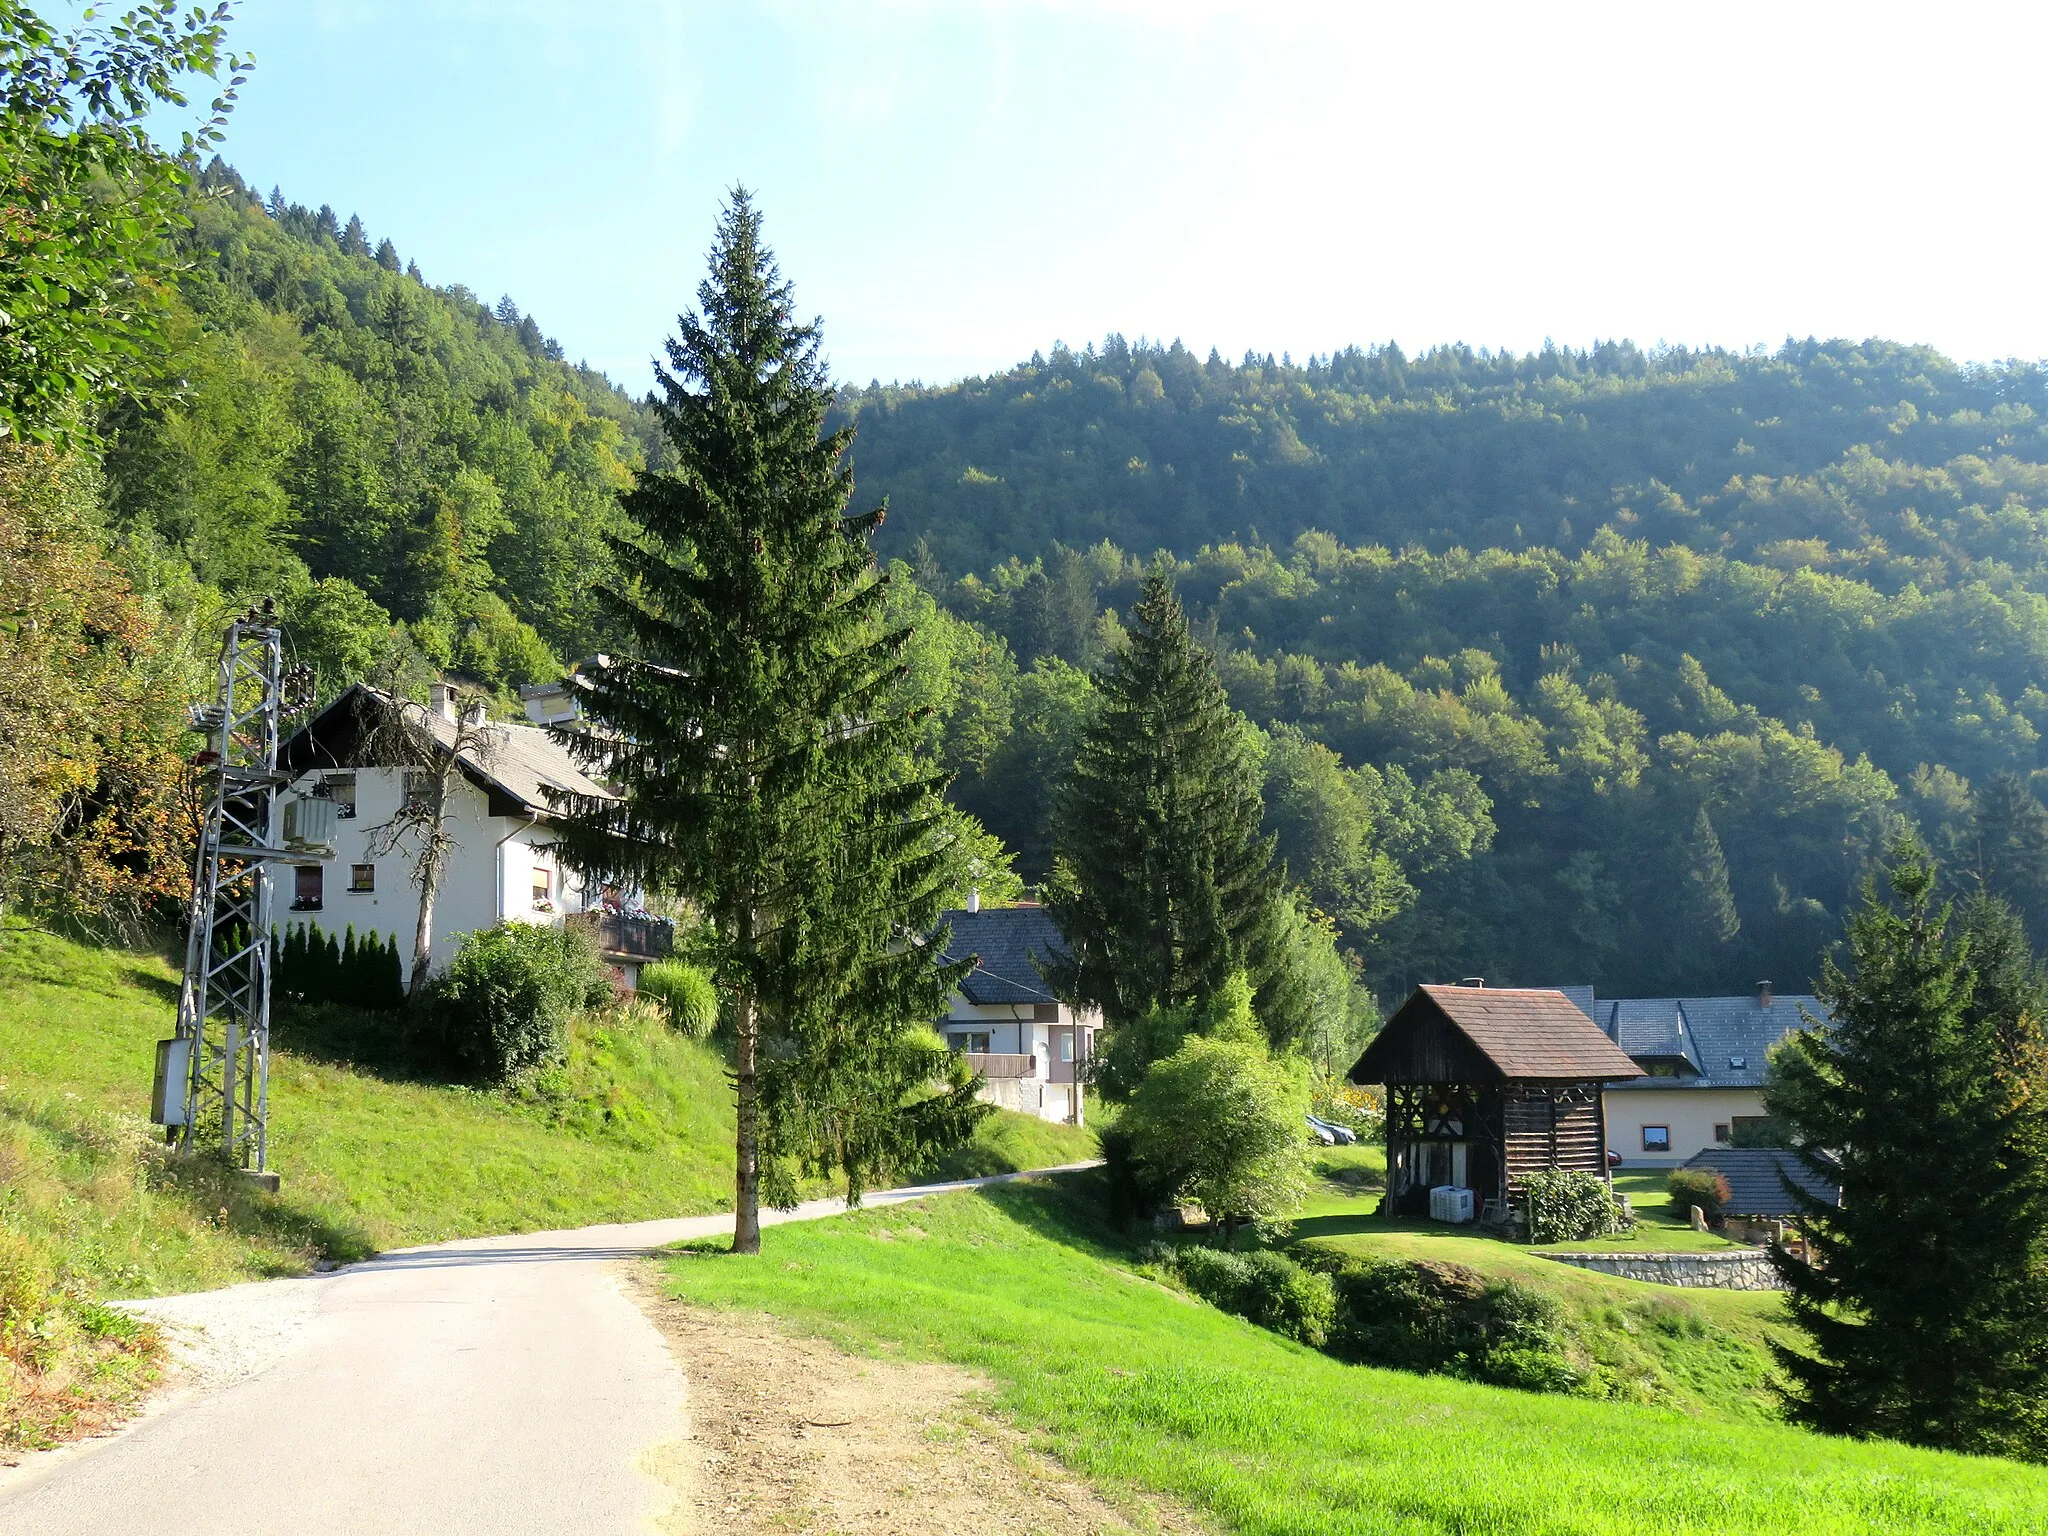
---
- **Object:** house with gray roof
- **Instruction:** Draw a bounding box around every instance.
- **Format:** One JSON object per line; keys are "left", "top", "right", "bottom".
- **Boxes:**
{"left": 934, "top": 902, "right": 1099, "bottom": 1125}
{"left": 1551, "top": 982, "right": 1828, "bottom": 1165}
{"left": 275, "top": 682, "right": 670, "bottom": 986}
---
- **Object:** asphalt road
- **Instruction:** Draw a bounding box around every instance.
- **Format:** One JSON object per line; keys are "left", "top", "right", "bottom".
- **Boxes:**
{"left": 0, "top": 1167, "right": 1093, "bottom": 1535}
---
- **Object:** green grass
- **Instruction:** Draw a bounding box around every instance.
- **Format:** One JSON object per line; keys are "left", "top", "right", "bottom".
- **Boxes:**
{"left": 1275, "top": 1152, "right": 1795, "bottom": 1420}
{"left": 926, "top": 1103, "right": 1101, "bottom": 1180}
{"left": 657, "top": 1175, "right": 2048, "bottom": 1536}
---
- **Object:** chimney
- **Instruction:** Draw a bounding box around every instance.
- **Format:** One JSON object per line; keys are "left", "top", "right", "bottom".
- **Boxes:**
{"left": 966, "top": 888, "right": 980, "bottom": 914}
{"left": 430, "top": 682, "right": 457, "bottom": 723}
{"left": 461, "top": 698, "right": 487, "bottom": 729}
{"left": 1458, "top": 976, "right": 1485, "bottom": 988}
{"left": 1756, "top": 980, "right": 1773, "bottom": 1008}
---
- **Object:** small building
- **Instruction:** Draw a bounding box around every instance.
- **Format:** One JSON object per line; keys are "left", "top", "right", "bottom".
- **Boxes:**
{"left": 934, "top": 903, "right": 1099, "bottom": 1126}
{"left": 1681, "top": 1146, "right": 1839, "bottom": 1245}
{"left": 1349, "top": 983, "right": 1644, "bottom": 1220}
{"left": 1550, "top": 982, "right": 1824, "bottom": 1165}
{"left": 274, "top": 683, "right": 672, "bottom": 986}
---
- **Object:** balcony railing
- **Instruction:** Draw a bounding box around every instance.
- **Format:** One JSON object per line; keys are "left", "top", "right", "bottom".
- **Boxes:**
{"left": 567, "top": 910, "right": 674, "bottom": 962}
{"left": 966, "top": 1052, "right": 1035, "bottom": 1080}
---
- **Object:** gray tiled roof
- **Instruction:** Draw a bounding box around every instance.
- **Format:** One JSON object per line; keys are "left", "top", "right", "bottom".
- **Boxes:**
{"left": 1682, "top": 1147, "right": 1839, "bottom": 1218}
{"left": 1555, "top": 985, "right": 1827, "bottom": 1090}
{"left": 935, "top": 905, "right": 1067, "bottom": 1005}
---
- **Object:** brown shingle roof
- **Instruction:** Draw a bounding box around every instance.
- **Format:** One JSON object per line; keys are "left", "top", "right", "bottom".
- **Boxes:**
{"left": 1413, "top": 984, "right": 1644, "bottom": 1081}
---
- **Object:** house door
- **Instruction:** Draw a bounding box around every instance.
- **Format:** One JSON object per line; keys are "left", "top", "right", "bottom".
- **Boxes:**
{"left": 1047, "top": 1026, "right": 1076, "bottom": 1083}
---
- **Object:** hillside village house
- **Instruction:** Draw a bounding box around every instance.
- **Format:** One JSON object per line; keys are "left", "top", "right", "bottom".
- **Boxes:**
{"left": 933, "top": 902, "right": 1098, "bottom": 1126}
{"left": 1349, "top": 982, "right": 1644, "bottom": 1223}
{"left": 272, "top": 683, "right": 672, "bottom": 986}
{"left": 1550, "top": 983, "right": 1824, "bottom": 1165}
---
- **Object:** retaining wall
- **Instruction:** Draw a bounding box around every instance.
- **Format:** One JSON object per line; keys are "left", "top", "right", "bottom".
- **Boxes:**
{"left": 1540, "top": 1249, "right": 1784, "bottom": 1290}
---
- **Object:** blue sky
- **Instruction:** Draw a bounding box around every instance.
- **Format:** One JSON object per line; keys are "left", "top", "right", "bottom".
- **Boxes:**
{"left": 211, "top": 1, "right": 2046, "bottom": 391}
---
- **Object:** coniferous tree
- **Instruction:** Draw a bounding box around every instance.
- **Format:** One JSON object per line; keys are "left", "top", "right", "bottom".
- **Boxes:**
{"left": 1767, "top": 843, "right": 2048, "bottom": 1460}
{"left": 1674, "top": 806, "right": 1740, "bottom": 983}
{"left": 549, "top": 191, "right": 977, "bottom": 1253}
{"left": 1045, "top": 573, "right": 1304, "bottom": 1068}
{"left": 1973, "top": 771, "right": 2048, "bottom": 938}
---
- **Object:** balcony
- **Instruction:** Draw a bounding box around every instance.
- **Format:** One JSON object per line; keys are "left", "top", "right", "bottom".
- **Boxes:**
{"left": 567, "top": 910, "right": 674, "bottom": 963}
{"left": 965, "top": 1052, "right": 1035, "bottom": 1079}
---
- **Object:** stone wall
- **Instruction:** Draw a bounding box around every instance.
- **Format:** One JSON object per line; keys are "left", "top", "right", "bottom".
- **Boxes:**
{"left": 1540, "top": 1250, "right": 1784, "bottom": 1290}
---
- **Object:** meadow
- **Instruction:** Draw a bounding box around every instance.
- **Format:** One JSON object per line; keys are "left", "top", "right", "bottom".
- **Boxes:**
{"left": 658, "top": 1175, "right": 2048, "bottom": 1535}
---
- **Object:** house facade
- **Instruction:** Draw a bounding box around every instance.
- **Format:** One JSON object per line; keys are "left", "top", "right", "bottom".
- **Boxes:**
{"left": 934, "top": 903, "right": 1099, "bottom": 1126}
{"left": 272, "top": 684, "right": 671, "bottom": 985}
{"left": 1551, "top": 983, "right": 1824, "bottom": 1165}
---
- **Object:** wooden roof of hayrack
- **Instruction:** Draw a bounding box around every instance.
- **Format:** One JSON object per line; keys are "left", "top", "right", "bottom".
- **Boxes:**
{"left": 1350, "top": 984, "right": 1645, "bottom": 1086}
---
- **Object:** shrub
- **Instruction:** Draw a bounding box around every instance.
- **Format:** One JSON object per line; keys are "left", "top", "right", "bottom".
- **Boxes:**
{"left": 1522, "top": 1168, "right": 1629, "bottom": 1244}
{"left": 1169, "top": 1245, "right": 1336, "bottom": 1347}
{"left": 1327, "top": 1256, "right": 1582, "bottom": 1392}
{"left": 637, "top": 959, "right": 718, "bottom": 1037}
{"left": 1668, "top": 1167, "right": 1733, "bottom": 1226}
{"left": 426, "top": 921, "right": 608, "bottom": 1082}
{"left": 1122, "top": 1034, "right": 1312, "bottom": 1245}
{"left": 1098, "top": 1125, "right": 1178, "bottom": 1227}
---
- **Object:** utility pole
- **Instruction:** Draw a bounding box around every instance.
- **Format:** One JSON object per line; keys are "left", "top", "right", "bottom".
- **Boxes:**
{"left": 151, "top": 602, "right": 319, "bottom": 1180}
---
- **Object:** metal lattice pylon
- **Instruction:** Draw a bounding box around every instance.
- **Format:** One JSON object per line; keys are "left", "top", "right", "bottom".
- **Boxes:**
{"left": 170, "top": 608, "right": 314, "bottom": 1171}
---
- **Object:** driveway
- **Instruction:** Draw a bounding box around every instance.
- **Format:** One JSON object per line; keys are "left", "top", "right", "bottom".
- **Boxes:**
{"left": 0, "top": 1166, "right": 1095, "bottom": 1535}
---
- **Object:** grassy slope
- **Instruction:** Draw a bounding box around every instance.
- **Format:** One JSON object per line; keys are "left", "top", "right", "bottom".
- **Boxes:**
{"left": 1285, "top": 1149, "right": 1795, "bottom": 1421}
{"left": 657, "top": 1176, "right": 2048, "bottom": 1536}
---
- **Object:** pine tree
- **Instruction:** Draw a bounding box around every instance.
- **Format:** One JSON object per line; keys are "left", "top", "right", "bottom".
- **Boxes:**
{"left": 1767, "top": 843, "right": 2048, "bottom": 1459}
{"left": 374, "top": 238, "right": 400, "bottom": 272}
{"left": 548, "top": 191, "right": 976, "bottom": 1253}
{"left": 1973, "top": 770, "right": 2048, "bottom": 938}
{"left": 1674, "top": 805, "right": 1740, "bottom": 982}
{"left": 1044, "top": 573, "right": 1304, "bottom": 1072}
{"left": 340, "top": 214, "right": 369, "bottom": 257}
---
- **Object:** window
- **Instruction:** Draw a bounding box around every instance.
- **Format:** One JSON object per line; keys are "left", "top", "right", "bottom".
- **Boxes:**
{"left": 1647, "top": 1061, "right": 1680, "bottom": 1078}
{"left": 531, "top": 866, "right": 553, "bottom": 911}
{"left": 1059, "top": 1032, "right": 1074, "bottom": 1063}
{"left": 1032, "top": 1002, "right": 1059, "bottom": 1023}
{"left": 316, "top": 773, "right": 357, "bottom": 819}
{"left": 1713, "top": 1122, "right": 1731, "bottom": 1144}
{"left": 1641, "top": 1125, "right": 1671, "bottom": 1153}
{"left": 950, "top": 1031, "right": 990, "bottom": 1054}
{"left": 291, "top": 865, "right": 323, "bottom": 911}
{"left": 349, "top": 863, "right": 375, "bottom": 893}
{"left": 1728, "top": 1055, "right": 1747, "bottom": 1071}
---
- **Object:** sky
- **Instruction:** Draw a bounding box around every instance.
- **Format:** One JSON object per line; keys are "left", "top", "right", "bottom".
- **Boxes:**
{"left": 204, "top": 0, "right": 2048, "bottom": 391}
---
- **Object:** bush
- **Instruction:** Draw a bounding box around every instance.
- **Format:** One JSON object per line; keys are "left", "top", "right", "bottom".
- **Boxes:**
{"left": 426, "top": 921, "right": 608, "bottom": 1082}
{"left": 1522, "top": 1168, "right": 1629, "bottom": 1244}
{"left": 637, "top": 959, "right": 718, "bottom": 1037}
{"left": 1098, "top": 1124, "right": 1178, "bottom": 1227}
{"left": 1169, "top": 1245, "right": 1336, "bottom": 1347}
{"left": 1667, "top": 1168, "right": 1733, "bottom": 1227}
{"left": 1327, "top": 1256, "right": 1583, "bottom": 1392}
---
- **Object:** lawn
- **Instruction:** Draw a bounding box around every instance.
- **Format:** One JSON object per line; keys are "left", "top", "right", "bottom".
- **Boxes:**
{"left": 656, "top": 1175, "right": 2048, "bottom": 1536}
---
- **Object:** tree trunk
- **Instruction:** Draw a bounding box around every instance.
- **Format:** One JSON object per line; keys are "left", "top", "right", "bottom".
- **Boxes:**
{"left": 732, "top": 982, "right": 761, "bottom": 1254}
{"left": 407, "top": 771, "right": 450, "bottom": 1000}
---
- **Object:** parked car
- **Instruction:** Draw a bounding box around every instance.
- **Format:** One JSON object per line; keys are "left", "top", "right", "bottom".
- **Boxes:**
{"left": 1606, "top": 1149, "right": 1624, "bottom": 1169}
{"left": 1306, "top": 1113, "right": 1357, "bottom": 1146}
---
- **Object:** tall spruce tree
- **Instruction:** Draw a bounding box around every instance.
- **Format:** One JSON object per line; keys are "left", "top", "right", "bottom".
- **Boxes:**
{"left": 1767, "top": 843, "right": 2048, "bottom": 1459}
{"left": 1045, "top": 574, "right": 1305, "bottom": 1066}
{"left": 547, "top": 192, "right": 977, "bottom": 1253}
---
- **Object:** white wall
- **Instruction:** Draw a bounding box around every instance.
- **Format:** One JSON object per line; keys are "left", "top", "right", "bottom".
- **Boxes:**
{"left": 271, "top": 766, "right": 583, "bottom": 978}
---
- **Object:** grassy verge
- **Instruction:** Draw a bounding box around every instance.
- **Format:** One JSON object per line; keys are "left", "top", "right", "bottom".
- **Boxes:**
{"left": 656, "top": 1175, "right": 2048, "bottom": 1536}
{"left": 926, "top": 1105, "right": 1101, "bottom": 1181}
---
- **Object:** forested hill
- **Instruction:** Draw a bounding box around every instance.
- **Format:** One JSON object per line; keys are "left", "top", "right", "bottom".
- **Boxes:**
{"left": 105, "top": 160, "right": 660, "bottom": 696}
{"left": 846, "top": 337, "right": 2048, "bottom": 582}
{"left": 843, "top": 341, "right": 2048, "bottom": 999}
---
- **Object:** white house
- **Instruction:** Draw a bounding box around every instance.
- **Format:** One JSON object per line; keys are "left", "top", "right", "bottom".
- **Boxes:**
{"left": 271, "top": 682, "right": 671, "bottom": 985}
{"left": 933, "top": 902, "right": 1099, "bottom": 1126}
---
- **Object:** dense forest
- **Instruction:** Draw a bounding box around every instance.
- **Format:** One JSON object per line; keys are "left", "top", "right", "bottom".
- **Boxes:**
{"left": 48, "top": 163, "right": 2048, "bottom": 1005}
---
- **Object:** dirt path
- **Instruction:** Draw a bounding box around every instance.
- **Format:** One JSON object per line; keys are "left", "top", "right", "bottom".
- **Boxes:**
{"left": 629, "top": 1271, "right": 1201, "bottom": 1536}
